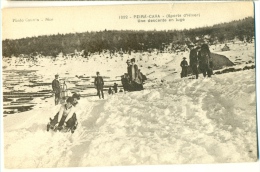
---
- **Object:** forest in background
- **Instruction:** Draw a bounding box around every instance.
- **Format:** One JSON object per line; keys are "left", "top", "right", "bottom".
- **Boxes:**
{"left": 2, "top": 17, "right": 254, "bottom": 57}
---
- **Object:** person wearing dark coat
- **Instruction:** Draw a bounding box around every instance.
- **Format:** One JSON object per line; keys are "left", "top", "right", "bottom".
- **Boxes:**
{"left": 180, "top": 57, "right": 188, "bottom": 78}
{"left": 108, "top": 87, "right": 113, "bottom": 95}
{"left": 113, "top": 83, "right": 118, "bottom": 93}
{"left": 198, "top": 44, "right": 213, "bottom": 77}
{"left": 121, "top": 74, "right": 130, "bottom": 92}
{"left": 52, "top": 74, "right": 61, "bottom": 105}
{"left": 94, "top": 71, "right": 104, "bottom": 99}
{"left": 189, "top": 45, "right": 199, "bottom": 79}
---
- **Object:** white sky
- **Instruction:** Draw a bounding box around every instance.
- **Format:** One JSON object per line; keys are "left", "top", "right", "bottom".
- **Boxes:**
{"left": 2, "top": 2, "right": 254, "bottom": 40}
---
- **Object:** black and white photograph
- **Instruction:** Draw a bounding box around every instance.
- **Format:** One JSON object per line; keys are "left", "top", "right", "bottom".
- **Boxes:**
{"left": 1, "top": 1, "right": 259, "bottom": 171}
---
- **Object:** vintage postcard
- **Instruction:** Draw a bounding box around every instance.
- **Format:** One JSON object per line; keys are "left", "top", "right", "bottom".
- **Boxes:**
{"left": 1, "top": 1, "right": 258, "bottom": 170}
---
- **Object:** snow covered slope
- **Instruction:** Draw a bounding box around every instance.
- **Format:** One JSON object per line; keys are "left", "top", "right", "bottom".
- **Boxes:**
{"left": 3, "top": 69, "right": 257, "bottom": 168}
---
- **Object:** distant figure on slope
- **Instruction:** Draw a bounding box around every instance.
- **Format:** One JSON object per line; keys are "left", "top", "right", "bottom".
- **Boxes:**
{"left": 189, "top": 44, "right": 199, "bottom": 79}
{"left": 108, "top": 87, "right": 113, "bottom": 95}
{"left": 180, "top": 57, "right": 188, "bottom": 78}
{"left": 60, "top": 80, "right": 67, "bottom": 104}
{"left": 52, "top": 74, "right": 61, "bottom": 105}
{"left": 94, "top": 71, "right": 104, "bottom": 99}
{"left": 198, "top": 44, "right": 213, "bottom": 77}
{"left": 113, "top": 83, "right": 118, "bottom": 93}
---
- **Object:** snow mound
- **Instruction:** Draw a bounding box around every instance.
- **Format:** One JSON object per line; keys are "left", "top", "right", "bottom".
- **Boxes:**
{"left": 3, "top": 69, "right": 257, "bottom": 168}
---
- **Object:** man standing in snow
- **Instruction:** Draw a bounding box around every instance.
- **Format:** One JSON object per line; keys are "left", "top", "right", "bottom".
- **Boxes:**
{"left": 52, "top": 74, "right": 61, "bottom": 105}
{"left": 189, "top": 44, "right": 199, "bottom": 79}
{"left": 94, "top": 71, "right": 104, "bottom": 99}
{"left": 198, "top": 44, "right": 213, "bottom": 77}
{"left": 180, "top": 57, "right": 188, "bottom": 78}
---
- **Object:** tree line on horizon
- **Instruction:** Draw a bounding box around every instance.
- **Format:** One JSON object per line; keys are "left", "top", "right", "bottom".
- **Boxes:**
{"left": 2, "top": 17, "right": 254, "bottom": 57}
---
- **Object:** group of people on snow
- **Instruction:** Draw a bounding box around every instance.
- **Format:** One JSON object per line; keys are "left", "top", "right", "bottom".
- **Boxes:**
{"left": 50, "top": 42, "right": 214, "bottom": 132}
{"left": 121, "top": 58, "right": 147, "bottom": 92}
{"left": 93, "top": 57, "right": 147, "bottom": 99}
{"left": 49, "top": 61, "right": 146, "bottom": 132}
{"left": 180, "top": 43, "right": 213, "bottom": 79}
{"left": 108, "top": 83, "right": 122, "bottom": 95}
{"left": 50, "top": 74, "right": 80, "bottom": 132}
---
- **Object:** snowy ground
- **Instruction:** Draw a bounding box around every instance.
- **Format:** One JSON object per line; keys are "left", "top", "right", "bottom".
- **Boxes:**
{"left": 2, "top": 42, "right": 258, "bottom": 169}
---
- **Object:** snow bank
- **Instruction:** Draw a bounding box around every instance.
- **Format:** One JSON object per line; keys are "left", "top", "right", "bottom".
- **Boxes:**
{"left": 3, "top": 69, "right": 257, "bottom": 168}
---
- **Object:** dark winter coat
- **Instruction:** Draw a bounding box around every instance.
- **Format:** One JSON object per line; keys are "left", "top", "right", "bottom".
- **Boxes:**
{"left": 189, "top": 49, "right": 199, "bottom": 65}
{"left": 52, "top": 79, "right": 60, "bottom": 94}
{"left": 108, "top": 88, "right": 113, "bottom": 95}
{"left": 180, "top": 60, "right": 188, "bottom": 68}
{"left": 94, "top": 76, "right": 104, "bottom": 90}
{"left": 198, "top": 44, "right": 213, "bottom": 77}
{"left": 198, "top": 44, "right": 212, "bottom": 67}
{"left": 113, "top": 84, "right": 118, "bottom": 93}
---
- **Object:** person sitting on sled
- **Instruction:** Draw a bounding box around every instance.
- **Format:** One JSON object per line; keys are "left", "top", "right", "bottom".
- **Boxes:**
{"left": 47, "top": 97, "right": 74, "bottom": 131}
{"left": 63, "top": 93, "right": 81, "bottom": 132}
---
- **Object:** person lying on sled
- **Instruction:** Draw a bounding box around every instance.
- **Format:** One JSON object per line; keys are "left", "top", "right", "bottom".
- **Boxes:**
{"left": 48, "top": 97, "right": 74, "bottom": 131}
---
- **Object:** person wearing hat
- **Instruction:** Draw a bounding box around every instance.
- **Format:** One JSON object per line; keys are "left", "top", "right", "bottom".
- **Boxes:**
{"left": 189, "top": 44, "right": 199, "bottom": 79}
{"left": 52, "top": 74, "right": 61, "bottom": 105}
{"left": 180, "top": 57, "right": 188, "bottom": 78}
{"left": 94, "top": 71, "right": 104, "bottom": 99}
